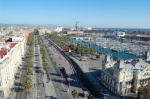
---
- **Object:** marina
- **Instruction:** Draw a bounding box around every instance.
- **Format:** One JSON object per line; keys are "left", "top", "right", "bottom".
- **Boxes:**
{"left": 71, "top": 37, "right": 148, "bottom": 60}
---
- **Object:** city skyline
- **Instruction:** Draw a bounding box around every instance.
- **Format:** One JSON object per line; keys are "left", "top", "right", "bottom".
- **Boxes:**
{"left": 0, "top": 0, "right": 150, "bottom": 28}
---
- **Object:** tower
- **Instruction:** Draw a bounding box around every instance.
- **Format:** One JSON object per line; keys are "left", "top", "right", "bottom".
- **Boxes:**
{"left": 76, "top": 21, "right": 80, "bottom": 30}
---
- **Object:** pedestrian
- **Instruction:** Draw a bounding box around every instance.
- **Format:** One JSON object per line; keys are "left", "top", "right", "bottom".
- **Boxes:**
{"left": 42, "top": 82, "right": 45, "bottom": 87}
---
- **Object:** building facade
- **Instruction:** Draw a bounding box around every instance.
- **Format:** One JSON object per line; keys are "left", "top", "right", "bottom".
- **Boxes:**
{"left": 66, "top": 30, "right": 84, "bottom": 35}
{"left": 113, "top": 32, "right": 126, "bottom": 38}
{"left": 0, "top": 36, "right": 27, "bottom": 98}
{"left": 101, "top": 55, "right": 150, "bottom": 97}
{"left": 76, "top": 21, "right": 80, "bottom": 30}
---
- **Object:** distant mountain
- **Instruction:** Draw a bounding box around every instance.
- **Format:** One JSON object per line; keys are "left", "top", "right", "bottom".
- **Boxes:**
{"left": 0, "top": 23, "right": 56, "bottom": 27}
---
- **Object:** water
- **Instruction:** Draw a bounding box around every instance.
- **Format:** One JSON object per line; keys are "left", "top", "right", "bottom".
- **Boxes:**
{"left": 92, "top": 28, "right": 150, "bottom": 31}
{"left": 71, "top": 39, "right": 145, "bottom": 60}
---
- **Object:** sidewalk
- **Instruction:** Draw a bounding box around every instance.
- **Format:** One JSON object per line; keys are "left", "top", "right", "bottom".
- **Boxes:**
{"left": 31, "top": 36, "right": 57, "bottom": 99}
{"left": 44, "top": 73, "right": 57, "bottom": 99}
{"left": 8, "top": 46, "right": 29, "bottom": 99}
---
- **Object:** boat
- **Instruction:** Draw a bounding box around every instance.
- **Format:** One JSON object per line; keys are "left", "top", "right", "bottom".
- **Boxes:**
{"left": 111, "top": 48, "right": 119, "bottom": 52}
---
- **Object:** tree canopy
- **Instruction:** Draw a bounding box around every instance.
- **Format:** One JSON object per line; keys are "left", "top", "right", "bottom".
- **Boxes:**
{"left": 71, "top": 89, "right": 78, "bottom": 98}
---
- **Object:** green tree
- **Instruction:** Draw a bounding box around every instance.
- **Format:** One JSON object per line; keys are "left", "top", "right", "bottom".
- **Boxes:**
{"left": 138, "top": 82, "right": 150, "bottom": 99}
{"left": 94, "top": 46, "right": 96, "bottom": 50}
{"left": 99, "top": 47, "right": 102, "bottom": 52}
{"left": 71, "top": 51, "right": 75, "bottom": 56}
{"left": 24, "top": 76, "right": 32, "bottom": 92}
{"left": 106, "top": 49, "right": 108, "bottom": 53}
{"left": 113, "top": 57, "right": 118, "bottom": 61}
{"left": 42, "top": 62, "right": 50, "bottom": 70}
{"left": 86, "top": 49, "right": 90, "bottom": 55}
{"left": 71, "top": 89, "right": 78, "bottom": 99}
{"left": 26, "top": 67, "right": 33, "bottom": 75}
{"left": 96, "top": 55, "right": 100, "bottom": 60}
{"left": 89, "top": 43, "right": 91, "bottom": 47}
{"left": 81, "top": 49, "right": 85, "bottom": 56}
{"left": 90, "top": 48, "right": 95, "bottom": 56}
{"left": 98, "top": 51, "right": 102, "bottom": 56}
{"left": 27, "top": 61, "right": 33, "bottom": 67}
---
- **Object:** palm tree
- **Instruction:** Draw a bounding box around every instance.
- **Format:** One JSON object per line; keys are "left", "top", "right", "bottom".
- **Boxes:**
{"left": 96, "top": 55, "right": 100, "bottom": 60}
{"left": 81, "top": 50, "right": 84, "bottom": 56}
{"left": 86, "top": 49, "right": 90, "bottom": 56}
{"left": 106, "top": 49, "right": 109, "bottom": 54}
{"left": 99, "top": 47, "right": 102, "bottom": 52}
{"left": 113, "top": 57, "right": 118, "bottom": 61}
{"left": 90, "top": 48, "right": 95, "bottom": 56}
{"left": 71, "top": 89, "right": 78, "bottom": 99}
{"left": 94, "top": 46, "right": 96, "bottom": 50}
{"left": 89, "top": 43, "right": 91, "bottom": 48}
{"left": 98, "top": 51, "right": 102, "bottom": 55}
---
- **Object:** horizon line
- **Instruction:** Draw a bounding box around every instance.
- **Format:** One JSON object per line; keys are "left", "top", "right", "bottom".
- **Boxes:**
{"left": 0, "top": 23, "right": 150, "bottom": 30}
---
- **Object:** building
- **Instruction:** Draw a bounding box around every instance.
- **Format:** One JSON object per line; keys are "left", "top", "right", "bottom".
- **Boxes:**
{"left": 53, "top": 26, "right": 63, "bottom": 32}
{"left": 76, "top": 21, "right": 80, "bottom": 30}
{"left": 0, "top": 35, "right": 27, "bottom": 98}
{"left": 113, "top": 32, "right": 126, "bottom": 38}
{"left": 66, "top": 30, "right": 84, "bottom": 35}
{"left": 101, "top": 55, "right": 150, "bottom": 97}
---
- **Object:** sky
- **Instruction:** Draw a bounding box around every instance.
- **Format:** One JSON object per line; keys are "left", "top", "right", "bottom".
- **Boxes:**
{"left": 0, "top": 0, "right": 150, "bottom": 28}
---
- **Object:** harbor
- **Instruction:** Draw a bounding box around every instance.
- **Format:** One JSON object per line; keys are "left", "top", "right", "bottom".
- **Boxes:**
{"left": 71, "top": 37, "right": 148, "bottom": 60}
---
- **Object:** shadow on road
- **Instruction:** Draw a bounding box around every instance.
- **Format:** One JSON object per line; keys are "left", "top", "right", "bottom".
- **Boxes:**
{"left": 21, "top": 67, "right": 27, "bottom": 70}
{"left": 51, "top": 79, "right": 63, "bottom": 84}
{"left": 45, "top": 96, "right": 57, "bottom": 99}
{"left": 35, "top": 70, "right": 42, "bottom": 73}
{"left": 78, "top": 93, "right": 84, "bottom": 97}
{"left": 14, "top": 82, "right": 23, "bottom": 87}
{"left": 15, "top": 76, "right": 20, "bottom": 79}
{"left": 34, "top": 67, "right": 41, "bottom": 69}
{"left": 50, "top": 73, "right": 61, "bottom": 76}
{"left": 13, "top": 87, "right": 24, "bottom": 92}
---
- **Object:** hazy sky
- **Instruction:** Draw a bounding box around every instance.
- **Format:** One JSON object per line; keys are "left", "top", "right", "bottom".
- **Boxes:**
{"left": 0, "top": 0, "right": 150, "bottom": 28}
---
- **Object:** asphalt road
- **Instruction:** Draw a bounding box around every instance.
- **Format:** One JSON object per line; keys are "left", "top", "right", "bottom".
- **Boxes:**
{"left": 40, "top": 35, "right": 68, "bottom": 99}
{"left": 41, "top": 36, "right": 85, "bottom": 99}
{"left": 45, "top": 36, "right": 122, "bottom": 99}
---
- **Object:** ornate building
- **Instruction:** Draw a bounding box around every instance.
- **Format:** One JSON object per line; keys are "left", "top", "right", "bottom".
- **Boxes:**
{"left": 0, "top": 36, "right": 26, "bottom": 98}
{"left": 101, "top": 55, "right": 150, "bottom": 97}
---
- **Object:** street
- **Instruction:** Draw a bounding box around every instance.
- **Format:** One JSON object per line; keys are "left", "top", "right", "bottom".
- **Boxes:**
{"left": 40, "top": 35, "right": 69, "bottom": 99}
{"left": 41, "top": 36, "right": 85, "bottom": 99}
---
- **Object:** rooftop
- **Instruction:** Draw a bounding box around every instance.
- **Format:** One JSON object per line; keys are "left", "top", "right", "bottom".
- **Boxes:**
{"left": 0, "top": 42, "right": 17, "bottom": 59}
